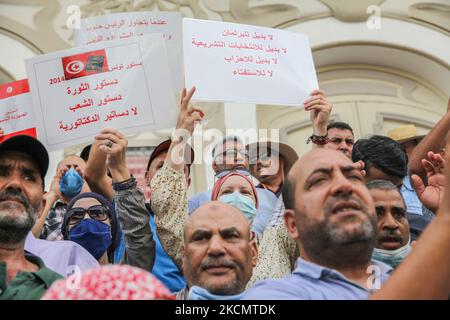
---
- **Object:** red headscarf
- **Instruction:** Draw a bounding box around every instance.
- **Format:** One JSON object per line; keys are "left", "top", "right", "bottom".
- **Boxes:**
{"left": 41, "top": 265, "right": 175, "bottom": 300}
{"left": 211, "top": 171, "right": 259, "bottom": 208}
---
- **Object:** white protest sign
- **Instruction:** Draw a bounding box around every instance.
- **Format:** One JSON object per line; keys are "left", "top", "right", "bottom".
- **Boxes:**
{"left": 183, "top": 18, "right": 318, "bottom": 106}
{"left": 26, "top": 34, "right": 177, "bottom": 151}
{"left": 75, "top": 12, "right": 183, "bottom": 91}
{"left": 0, "top": 79, "right": 37, "bottom": 142}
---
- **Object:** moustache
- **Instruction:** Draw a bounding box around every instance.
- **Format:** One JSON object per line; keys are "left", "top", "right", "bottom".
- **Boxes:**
{"left": 323, "top": 194, "right": 369, "bottom": 218}
{"left": 0, "top": 189, "right": 30, "bottom": 209}
{"left": 378, "top": 231, "right": 403, "bottom": 243}
{"left": 200, "top": 258, "right": 237, "bottom": 271}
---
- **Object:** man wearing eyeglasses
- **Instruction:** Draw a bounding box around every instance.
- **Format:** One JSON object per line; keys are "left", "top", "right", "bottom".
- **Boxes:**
{"left": 211, "top": 136, "right": 249, "bottom": 176}
{"left": 188, "top": 136, "right": 278, "bottom": 236}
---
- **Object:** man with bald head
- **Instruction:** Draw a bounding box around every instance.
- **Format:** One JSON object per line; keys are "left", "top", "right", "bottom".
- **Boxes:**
{"left": 246, "top": 147, "right": 450, "bottom": 299}
{"left": 177, "top": 201, "right": 258, "bottom": 299}
{"left": 245, "top": 148, "right": 391, "bottom": 299}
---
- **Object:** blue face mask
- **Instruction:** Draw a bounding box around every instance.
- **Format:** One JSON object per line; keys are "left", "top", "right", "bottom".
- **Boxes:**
{"left": 68, "top": 219, "right": 111, "bottom": 260}
{"left": 188, "top": 286, "right": 246, "bottom": 300}
{"left": 219, "top": 191, "right": 257, "bottom": 221}
{"left": 372, "top": 242, "right": 412, "bottom": 269}
{"left": 60, "top": 168, "right": 83, "bottom": 198}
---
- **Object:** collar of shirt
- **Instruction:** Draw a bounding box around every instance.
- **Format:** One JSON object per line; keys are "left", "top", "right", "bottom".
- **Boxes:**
{"left": 23, "top": 252, "right": 61, "bottom": 288}
{"left": 256, "top": 183, "right": 282, "bottom": 197}
{"left": 401, "top": 176, "right": 414, "bottom": 192}
{"left": 0, "top": 252, "right": 60, "bottom": 292}
{"left": 292, "top": 257, "right": 392, "bottom": 291}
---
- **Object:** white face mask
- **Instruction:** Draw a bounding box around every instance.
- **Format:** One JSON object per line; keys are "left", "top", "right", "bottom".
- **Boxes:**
{"left": 372, "top": 241, "right": 412, "bottom": 268}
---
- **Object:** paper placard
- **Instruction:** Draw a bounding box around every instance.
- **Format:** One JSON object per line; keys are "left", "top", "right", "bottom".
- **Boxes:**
{"left": 75, "top": 12, "right": 183, "bottom": 91}
{"left": 183, "top": 18, "right": 318, "bottom": 106}
{"left": 26, "top": 34, "right": 177, "bottom": 150}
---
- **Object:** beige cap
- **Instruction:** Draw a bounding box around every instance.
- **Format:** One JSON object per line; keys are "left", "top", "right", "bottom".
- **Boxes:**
{"left": 387, "top": 124, "right": 425, "bottom": 144}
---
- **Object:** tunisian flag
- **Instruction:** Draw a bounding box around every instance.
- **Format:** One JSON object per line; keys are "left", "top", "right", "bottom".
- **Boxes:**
{"left": 62, "top": 49, "right": 109, "bottom": 80}
{"left": 0, "top": 79, "right": 37, "bottom": 142}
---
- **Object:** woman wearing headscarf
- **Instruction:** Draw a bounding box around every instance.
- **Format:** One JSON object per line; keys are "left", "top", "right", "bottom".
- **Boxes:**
{"left": 211, "top": 171, "right": 259, "bottom": 222}
{"left": 61, "top": 192, "right": 122, "bottom": 264}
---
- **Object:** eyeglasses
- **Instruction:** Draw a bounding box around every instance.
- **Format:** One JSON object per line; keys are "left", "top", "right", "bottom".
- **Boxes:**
{"left": 215, "top": 149, "right": 248, "bottom": 161}
{"left": 67, "top": 205, "right": 110, "bottom": 225}
{"left": 215, "top": 167, "right": 251, "bottom": 179}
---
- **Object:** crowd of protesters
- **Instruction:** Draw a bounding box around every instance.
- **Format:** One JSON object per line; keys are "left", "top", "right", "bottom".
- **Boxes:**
{"left": 0, "top": 87, "right": 449, "bottom": 300}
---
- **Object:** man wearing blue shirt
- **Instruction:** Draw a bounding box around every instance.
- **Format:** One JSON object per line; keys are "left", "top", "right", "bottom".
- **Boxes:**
{"left": 245, "top": 148, "right": 392, "bottom": 299}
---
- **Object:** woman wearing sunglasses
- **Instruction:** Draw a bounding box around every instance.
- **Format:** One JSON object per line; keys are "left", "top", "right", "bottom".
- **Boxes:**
{"left": 61, "top": 192, "right": 121, "bottom": 264}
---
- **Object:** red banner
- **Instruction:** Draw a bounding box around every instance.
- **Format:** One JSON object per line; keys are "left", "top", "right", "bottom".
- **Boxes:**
{"left": 0, "top": 79, "right": 29, "bottom": 99}
{"left": 0, "top": 128, "right": 37, "bottom": 143}
{"left": 62, "top": 49, "right": 109, "bottom": 80}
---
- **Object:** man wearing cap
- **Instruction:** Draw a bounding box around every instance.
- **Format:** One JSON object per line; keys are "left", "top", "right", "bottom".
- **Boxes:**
{"left": 388, "top": 124, "right": 425, "bottom": 159}
{"left": 0, "top": 135, "right": 63, "bottom": 299}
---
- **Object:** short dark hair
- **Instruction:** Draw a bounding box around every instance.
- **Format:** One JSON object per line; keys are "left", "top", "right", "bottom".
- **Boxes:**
{"left": 80, "top": 144, "right": 92, "bottom": 162}
{"left": 327, "top": 121, "right": 354, "bottom": 136}
{"left": 211, "top": 136, "right": 243, "bottom": 158}
{"left": 352, "top": 135, "right": 407, "bottom": 179}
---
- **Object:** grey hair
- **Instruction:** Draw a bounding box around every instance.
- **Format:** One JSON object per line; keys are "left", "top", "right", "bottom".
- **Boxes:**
{"left": 366, "top": 179, "right": 406, "bottom": 206}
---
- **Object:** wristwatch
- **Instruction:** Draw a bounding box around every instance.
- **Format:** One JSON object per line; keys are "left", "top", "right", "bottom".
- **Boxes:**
{"left": 307, "top": 134, "right": 329, "bottom": 145}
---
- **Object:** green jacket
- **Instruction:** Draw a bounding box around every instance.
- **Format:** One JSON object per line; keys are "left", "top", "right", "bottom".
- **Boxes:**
{"left": 0, "top": 252, "right": 63, "bottom": 300}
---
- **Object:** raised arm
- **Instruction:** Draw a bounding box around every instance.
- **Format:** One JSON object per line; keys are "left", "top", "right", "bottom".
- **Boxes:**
{"left": 408, "top": 99, "right": 450, "bottom": 183}
{"left": 372, "top": 139, "right": 450, "bottom": 300}
{"left": 304, "top": 90, "right": 332, "bottom": 148}
{"left": 96, "top": 128, "right": 155, "bottom": 271}
{"left": 411, "top": 151, "right": 445, "bottom": 213}
{"left": 83, "top": 141, "right": 115, "bottom": 201}
{"left": 151, "top": 86, "right": 204, "bottom": 270}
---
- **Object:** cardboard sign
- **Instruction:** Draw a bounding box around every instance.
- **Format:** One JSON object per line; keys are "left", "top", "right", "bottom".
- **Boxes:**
{"left": 75, "top": 12, "right": 183, "bottom": 91}
{"left": 183, "top": 18, "right": 318, "bottom": 106}
{"left": 25, "top": 34, "right": 177, "bottom": 150}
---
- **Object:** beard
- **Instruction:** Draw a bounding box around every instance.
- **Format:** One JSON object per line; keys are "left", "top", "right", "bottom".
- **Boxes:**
{"left": 297, "top": 194, "right": 377, "bottom": 268}
{"left": 0, "top": 189, "right": 39, "bottom": 246}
